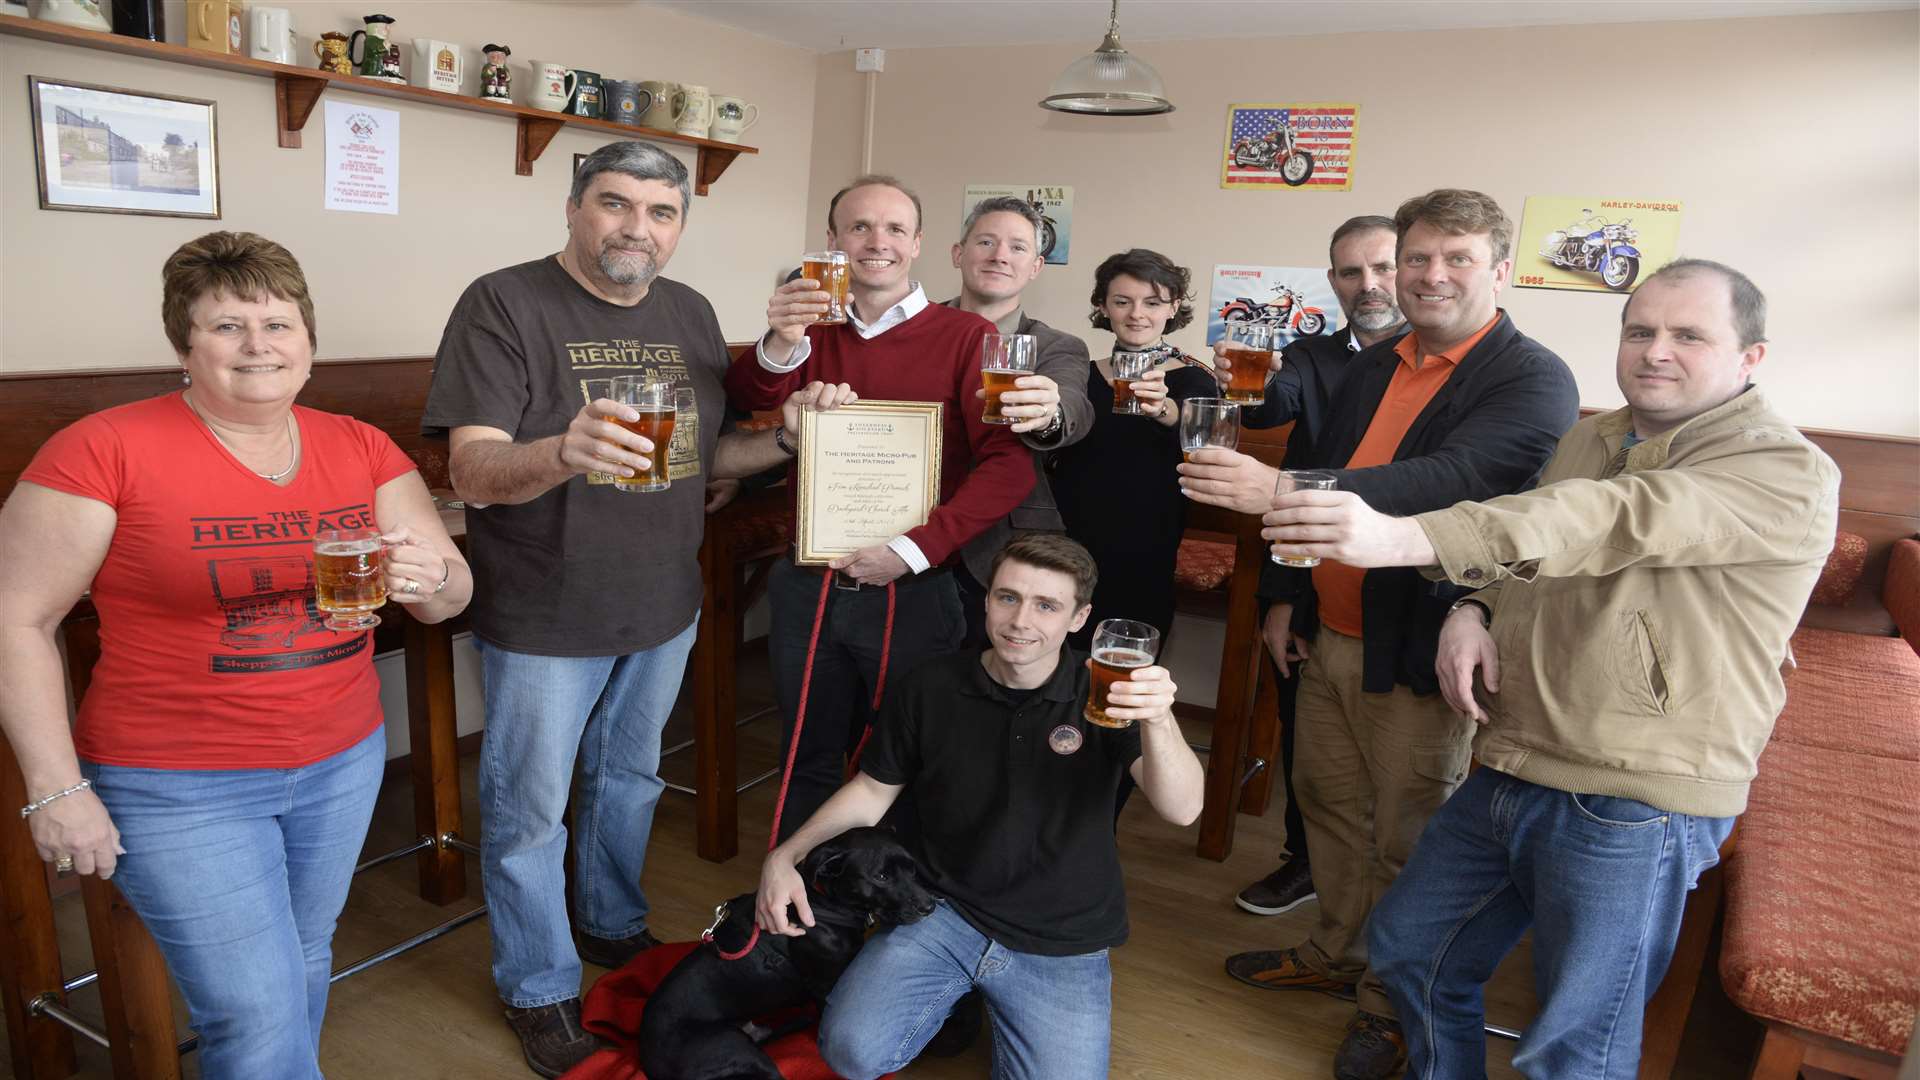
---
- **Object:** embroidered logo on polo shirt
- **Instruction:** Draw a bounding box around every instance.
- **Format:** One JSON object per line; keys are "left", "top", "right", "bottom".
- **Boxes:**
{"left": 1048, "top": 724, "right": 1083, "bottom": 755}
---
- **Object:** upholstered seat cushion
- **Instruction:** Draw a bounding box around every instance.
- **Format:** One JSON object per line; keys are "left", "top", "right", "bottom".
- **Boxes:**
{"left": 1719, "top": 738, "right": 1920, "bottom": 1056}
{"left": 1809, "top": 530, "right": 1870, "bottom": 605}
{"left": 1173, "top": 538, "right": 1235, "bottom": 593}
{"left": 1773, "top": 627, "right": 1920, "bottom": 761}
{"left": 723, "top": 498, "right": 792, "bottom": 556}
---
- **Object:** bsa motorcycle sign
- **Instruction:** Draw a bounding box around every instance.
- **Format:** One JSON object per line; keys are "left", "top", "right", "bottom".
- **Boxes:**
{"left": 1206, "top": 265, "right": 1344, "bottom": 348}
{"left": 961, "top": 184, "right": 1072, "bottom": 265}
{"left": 1515, "top": 195, "right": 1683, "bottom": 294}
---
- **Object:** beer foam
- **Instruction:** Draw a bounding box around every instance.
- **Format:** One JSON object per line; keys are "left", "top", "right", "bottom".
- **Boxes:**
{"left": 315, "top": 539, "right": 381, "bottom": 557}
{"left": 1093, "top": 648, "right": 1153, "bottom": 668}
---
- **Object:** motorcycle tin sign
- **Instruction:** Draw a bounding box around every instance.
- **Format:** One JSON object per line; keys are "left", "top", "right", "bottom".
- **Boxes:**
{"left": 1221, "top": 103, "right": 1357, "bottom": 191}
{"left": 1515, "top": 195, "right": 1683, "bottom": 294}
{"left": 1206, "top": 265, "right": 1345, "bottom": 348}
{"left": 961, "top": 184, "right": 1072, "bottom": 265}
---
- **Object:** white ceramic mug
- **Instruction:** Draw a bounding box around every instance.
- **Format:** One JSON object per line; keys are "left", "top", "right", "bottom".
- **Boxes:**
{"left": 527, "top": 61, "right": 575, "bottom": 112}
{"left": 671, "top": 83, "right": 712, "bottom": 138}
{"left": 710, "top": 95, "right": 759, "bottom": 143}
{"left": 249, "top": 6, "right": 294, "bottom": 64}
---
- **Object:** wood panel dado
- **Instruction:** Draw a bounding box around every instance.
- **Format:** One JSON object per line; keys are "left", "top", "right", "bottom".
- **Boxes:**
{"left": 0, "top": 357, "right": 445, "bottom": 498}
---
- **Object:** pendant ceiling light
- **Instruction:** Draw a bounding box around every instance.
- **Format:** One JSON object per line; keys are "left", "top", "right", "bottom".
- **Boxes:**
{"left": 1039, "top": 0, "right": 1174, "bottom": 116}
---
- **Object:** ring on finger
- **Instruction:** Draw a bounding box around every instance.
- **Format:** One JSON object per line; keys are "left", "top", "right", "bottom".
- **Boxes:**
{"left": 403, "top": 579, "right": 420, "bottom": 595}
{"left": 55, "top": 854, "right": 74, "bottom": 873}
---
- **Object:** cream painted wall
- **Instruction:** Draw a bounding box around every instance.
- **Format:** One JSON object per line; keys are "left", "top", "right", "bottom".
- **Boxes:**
{"left": 1, "top": 1, "right": 814, "bottom": 370}
{"left": 805, "top": 10, "right": 1920, "bottom": 437}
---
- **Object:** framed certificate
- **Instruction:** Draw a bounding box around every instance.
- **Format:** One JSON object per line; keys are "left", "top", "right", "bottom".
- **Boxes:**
{"left": 795, "top": 400, "right": 944, "bottom": 565}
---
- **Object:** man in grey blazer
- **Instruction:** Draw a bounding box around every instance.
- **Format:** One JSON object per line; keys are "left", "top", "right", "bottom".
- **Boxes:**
{"left": 943, "top": 195, "right": 1094, "bottom": 644}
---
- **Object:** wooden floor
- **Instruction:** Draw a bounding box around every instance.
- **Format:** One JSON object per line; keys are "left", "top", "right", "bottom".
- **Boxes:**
{"left": 6, "top": 647, "right": 1761, "bottom": 1079}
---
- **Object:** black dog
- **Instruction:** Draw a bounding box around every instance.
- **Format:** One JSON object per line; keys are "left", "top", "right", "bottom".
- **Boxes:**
{"left": 637, "top": 827, "right": 935, "bottom": 1080}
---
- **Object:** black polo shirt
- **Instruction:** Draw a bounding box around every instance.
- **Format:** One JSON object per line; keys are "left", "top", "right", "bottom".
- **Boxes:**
{"left": 861, "top": 648, "right": 1144, "bottom": 956}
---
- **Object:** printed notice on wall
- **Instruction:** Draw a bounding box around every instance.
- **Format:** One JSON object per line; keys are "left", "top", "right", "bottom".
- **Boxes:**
{"left": 323, "top": 100, "right": 398, "bottom": 215}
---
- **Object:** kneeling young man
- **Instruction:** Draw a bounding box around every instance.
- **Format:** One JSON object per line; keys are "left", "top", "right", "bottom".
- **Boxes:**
{"left": 755, "top": 533, "right": 1205, "bottom": 1080}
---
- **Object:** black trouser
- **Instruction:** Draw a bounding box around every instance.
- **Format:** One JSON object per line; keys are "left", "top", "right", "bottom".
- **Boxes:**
{"left": 1274, "top": 656, "right": 1308, "bottom": 865}
{"left": 766, "top": 560, "right": 965, "bottom": 842}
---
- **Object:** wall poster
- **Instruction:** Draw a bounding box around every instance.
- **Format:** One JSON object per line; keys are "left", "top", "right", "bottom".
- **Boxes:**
{"left": 1221, "top": 103, "right": 1357, "bottom": 191}
{"left": 960, "top": 184, "right": 1072, "bottom": 265}
{"left": 1206, "top": 265, "right": 1345, "bottom": 348}
{"left": 1514, "top": 196, "right": 1683, "bottom": 293}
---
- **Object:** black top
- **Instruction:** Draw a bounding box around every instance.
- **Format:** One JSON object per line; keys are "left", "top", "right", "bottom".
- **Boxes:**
{"left": 1266, "top": 312, "right": 1581, "bottom": 694}
{"left": 861, "top": 649, "right": 1143, "bottom": 956}
{"left": 1049, "top": 357, "right": 1218, "bottom": 646}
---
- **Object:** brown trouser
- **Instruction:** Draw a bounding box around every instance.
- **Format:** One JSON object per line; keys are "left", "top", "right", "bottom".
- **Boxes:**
{"left": 1293, "top": 628, "right": 1474, "bottom": 1019}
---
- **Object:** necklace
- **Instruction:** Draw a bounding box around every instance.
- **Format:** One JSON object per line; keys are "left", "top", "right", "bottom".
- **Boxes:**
{"left": 184, "top": 392, "right": 298, "bottom": 482}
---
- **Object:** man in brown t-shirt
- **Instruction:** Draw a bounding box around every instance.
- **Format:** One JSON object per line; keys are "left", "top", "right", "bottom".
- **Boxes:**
{"left": 423, "top": 141, "right": 793, "bottom": 1079}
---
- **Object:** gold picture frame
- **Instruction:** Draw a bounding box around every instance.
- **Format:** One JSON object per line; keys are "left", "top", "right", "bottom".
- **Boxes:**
{"left": 794, "top": 400, "right": 944, "bottom": 565}
{"left": 27, "top": 75, "right": 220, "bottom": 219}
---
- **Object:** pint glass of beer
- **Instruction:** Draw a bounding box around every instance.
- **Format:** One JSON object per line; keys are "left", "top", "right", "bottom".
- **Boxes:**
{"left": 1179, "top": 397, "right": 1241, "bottom": 463}
{"left": 313, "top": 527, "right": 387, "bottom": 631}
{"left": 980, "top": 333, "right": 1037, "bottom": 425}
{"left": 1271, "top": 470, "right": 1339, "bottom": 567}
{"left": 1085, "top": 619, "right": 1160, "bottom": 729}
{"left": 1110, "top": 349, "right": 1157, "bottom": 415}
{"left": 608, "top": 375, "right": 675, "bottom": 493}
{"left": 800, "top": 250, "right": 850, "bottom": 325}
{"left": 1222, "top": 322, "right": 1277, "bottom": 405}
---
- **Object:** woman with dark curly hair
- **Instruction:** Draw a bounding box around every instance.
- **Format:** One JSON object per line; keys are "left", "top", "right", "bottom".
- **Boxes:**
{"left": 1049, "top": 248, "right": 1216, "bottom": 651}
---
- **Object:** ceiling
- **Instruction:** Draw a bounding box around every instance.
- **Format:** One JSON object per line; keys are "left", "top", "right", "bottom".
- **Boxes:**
{"left": 647, "top": 0, "right": 1912, "bottom": 52}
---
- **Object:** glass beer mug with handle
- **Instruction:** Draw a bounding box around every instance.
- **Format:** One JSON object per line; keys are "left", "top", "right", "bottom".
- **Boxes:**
{"left": 980, "top": 333, "right": 1037, "bottom": 425}
{"left": 1179, "top": 397, "right": 1241, "bottom": 463}
{"left": 607, "top": 375, "right": 675, "bottom": 493}
{"left": 313, "top": 527, "right": 387, "bottom": 631}
{"left": 800, "top": 250, "right": 850, "bottom": 325}
{"left": 1271, "top": 470, "right": 1339, "bottom": 567}
{"left": 1222, "top": 322, "right": 1277, "bottom": 406}
{"left": 1085, "top": 619, "right": 1161, "bottom": 729}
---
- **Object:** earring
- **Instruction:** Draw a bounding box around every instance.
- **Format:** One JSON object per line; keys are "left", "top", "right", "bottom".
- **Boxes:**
{"left": 181, "top": 370, "right": 192, "bottom": 386}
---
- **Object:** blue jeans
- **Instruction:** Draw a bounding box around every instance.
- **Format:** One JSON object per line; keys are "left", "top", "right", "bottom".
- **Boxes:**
{"left": 81, "top": 726, "right": 385, "bottom": 1080}
{"left": 819, "top": 901, "right": 1111, "bottom": 1080}
{"left": 1369, "top": 768, "right": 1735, "bottom": 1080}
{"left": 475, "top": 617, "right": 698, "bottom": 1008}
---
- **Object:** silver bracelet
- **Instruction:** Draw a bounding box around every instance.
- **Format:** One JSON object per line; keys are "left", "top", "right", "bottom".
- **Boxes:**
{"left": 432, "top": 562, "right": 451, "bottom": 595}
{"left": 21, "top": 778, "right": 91, "bottom": 818}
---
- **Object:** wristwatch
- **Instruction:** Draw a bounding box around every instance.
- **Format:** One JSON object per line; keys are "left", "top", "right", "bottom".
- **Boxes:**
{"left": 773, "top": 426, "right": 798, "bottom": 456}
{"left": 1447, "top": 597, "right": 1492, "bottom": 627}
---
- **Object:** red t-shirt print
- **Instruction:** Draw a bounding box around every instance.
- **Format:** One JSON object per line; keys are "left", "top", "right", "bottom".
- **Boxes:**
{"left": 21, "top": 393, "right": 417, "bottom": 770}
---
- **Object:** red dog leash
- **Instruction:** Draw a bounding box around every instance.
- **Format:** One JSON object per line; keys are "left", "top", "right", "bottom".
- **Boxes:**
{"left": 705, "top": 571, "right": 897, "bottom": 962}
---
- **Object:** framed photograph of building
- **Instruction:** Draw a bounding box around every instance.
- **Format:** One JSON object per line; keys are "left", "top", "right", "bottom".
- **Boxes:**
{"left": 28, "top": 76, "right": 220, "bottom": 218}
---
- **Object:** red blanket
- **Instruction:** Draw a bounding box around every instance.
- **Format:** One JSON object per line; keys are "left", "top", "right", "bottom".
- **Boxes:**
{"left": 559, "top": 940, "right": 850, "bottom": 1080}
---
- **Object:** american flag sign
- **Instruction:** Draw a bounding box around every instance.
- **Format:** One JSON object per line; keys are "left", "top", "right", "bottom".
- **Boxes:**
{"left": 1221, "top": 103, "right": 1358, "bottom": 191}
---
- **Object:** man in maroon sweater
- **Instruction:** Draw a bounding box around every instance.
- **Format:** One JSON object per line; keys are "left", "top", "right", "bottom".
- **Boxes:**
{"left": 726, "top": 175, "right": 1034, "bottom": 838}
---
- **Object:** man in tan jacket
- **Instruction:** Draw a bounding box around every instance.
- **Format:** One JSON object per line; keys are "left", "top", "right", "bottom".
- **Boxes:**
{"left": 1260, "top": 258, "right": 1840, "bottom": 1078}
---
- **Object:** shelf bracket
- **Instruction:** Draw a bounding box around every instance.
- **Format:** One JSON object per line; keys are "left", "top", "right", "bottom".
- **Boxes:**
{"left": 694, "top": 146, "right": 742, "bottom": 197}
{"left": 515, "top": 116, "right": 565, "bottom": 177}
{"left": 275, "top": 72, "right": 328, "bottom": 149}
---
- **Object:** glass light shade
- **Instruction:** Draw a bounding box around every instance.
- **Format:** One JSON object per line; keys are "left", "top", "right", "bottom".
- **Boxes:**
{"left": 1040, "top": 32, "right": 1173, "bottom": 115}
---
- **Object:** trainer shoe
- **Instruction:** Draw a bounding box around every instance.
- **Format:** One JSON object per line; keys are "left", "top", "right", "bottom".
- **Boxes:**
{"left": 503, "top": 997, "right": 599, "bottom": 1078}
{"left": 1333, "top": 1010, "right": 1407, "bottom": 1079}
{"left": 576, "top": 926, "right": 662, "bottom": 970}
{"left": 1224, "top": 947, "right": 1357, "bottom": 1000}
{"left": 1234, "top": 858, "right": 1317, "bottom": 916}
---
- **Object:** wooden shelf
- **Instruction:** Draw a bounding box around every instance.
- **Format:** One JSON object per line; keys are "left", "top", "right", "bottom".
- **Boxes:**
{"left": 0, "top": 15, "right": 758, "bottom": 191}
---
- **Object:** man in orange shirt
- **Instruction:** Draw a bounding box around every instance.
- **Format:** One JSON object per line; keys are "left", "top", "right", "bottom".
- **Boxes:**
{"left": 1219, "top": 190, "right": 1580, "bottom": 1080}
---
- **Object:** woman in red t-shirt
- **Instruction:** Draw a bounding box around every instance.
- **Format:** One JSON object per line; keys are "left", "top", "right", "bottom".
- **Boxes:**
{"left": 0, "top": 232, "right": 471, "bottom": 1079}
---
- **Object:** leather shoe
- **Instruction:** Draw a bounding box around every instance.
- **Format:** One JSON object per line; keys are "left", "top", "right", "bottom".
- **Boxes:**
{"left": 503, "top": 997, "right": 598, "bottom": 1078}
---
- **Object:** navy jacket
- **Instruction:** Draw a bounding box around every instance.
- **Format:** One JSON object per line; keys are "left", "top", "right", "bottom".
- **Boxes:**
{"left": 1264, "top": 312, "right": 1580, "bottom": 694}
